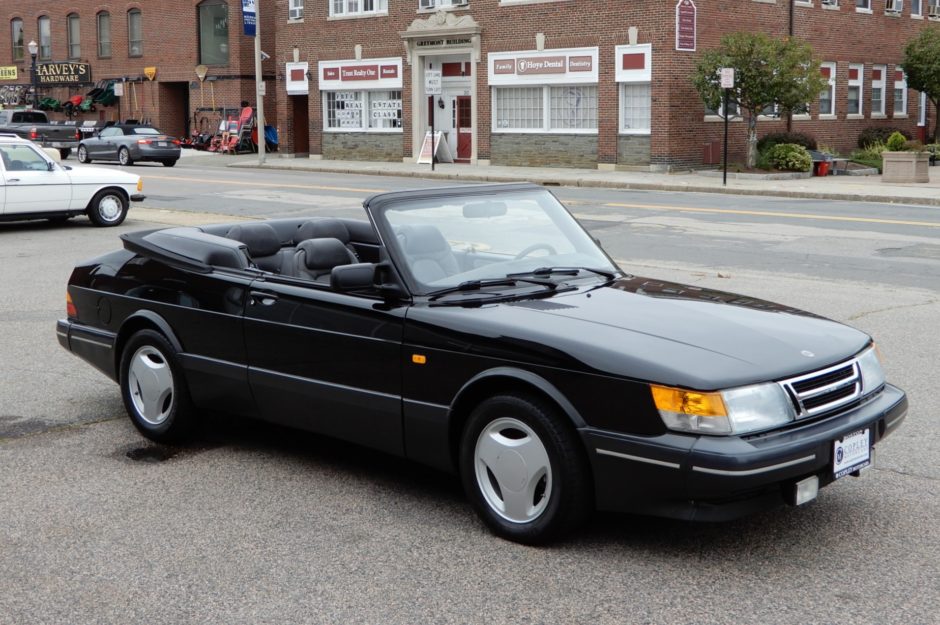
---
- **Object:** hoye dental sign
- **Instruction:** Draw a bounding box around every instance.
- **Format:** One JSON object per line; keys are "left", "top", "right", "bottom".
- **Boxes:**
{"left": 489, "top": 48, "right": 598, "bottom": 85}
{"left": 36, "top": 62, "right": 92, "bottom": 85}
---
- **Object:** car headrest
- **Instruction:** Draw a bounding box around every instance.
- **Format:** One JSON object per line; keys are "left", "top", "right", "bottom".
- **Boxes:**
{"left": 225, "top": 223, "right": 282, "bottom": 258}
{"left": 296, "top": 219, "right": 351, "bottom": 244}
{"left": 296, "top": 238, "right": 355, "bottom": 271}
{"left": 402, "top": 225, "right": 450, "bottom": 256}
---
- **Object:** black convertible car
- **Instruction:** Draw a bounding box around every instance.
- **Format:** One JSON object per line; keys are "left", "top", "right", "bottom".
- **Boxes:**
{"left": 57, "top": 183, "right": 907, "bottom": 543}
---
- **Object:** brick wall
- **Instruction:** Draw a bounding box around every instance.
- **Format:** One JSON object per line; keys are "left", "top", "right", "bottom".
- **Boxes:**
{"left": 322, "top": 131, "right": 403, "bottom": 161}
{"left": 490, "top": 134, "right": 597, "bottom": 168}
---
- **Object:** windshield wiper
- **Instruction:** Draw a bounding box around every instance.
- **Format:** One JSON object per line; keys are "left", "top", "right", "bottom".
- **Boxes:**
{"left": 427, "top": 277, "right": 557, "bottom": 301}
{"left": 507, "top": 266, "right": 618, "bottom": 280}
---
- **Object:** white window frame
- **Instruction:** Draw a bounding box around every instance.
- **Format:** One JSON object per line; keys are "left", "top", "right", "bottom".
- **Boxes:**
{"left": 492, "top": 85, "right": 598, "bottom": 134}
{"left": 419, "top": 0, "right": 469, "bottom": 10}
{"left": 67, "top": 13, "right": 80, "bottom": 60}
{"left": 704, "top": 100, "right": 741, "bottom": 120}
{"left": 330, "top": 0, "right": 388, "bottom": 18}
{"left": 289, "top": 0, "right": 304, "bottom": 20}
{"left": 871, "top": 64, "right": 887, "bottom": 116}
{"left": 847, "top": 63, "right": 864, "bottom": 117}
{"left": 911, "top": 0, "right": 922, "bottom": 14}
{"left": 322, "top": 89, "right": 402, "bottom": 133}
{"left": 884, "top": 0, "right": 903, "bottom": 14}
{"left": 819, "top": 62, "right": 836, "bottom": 118}
{"left": 619, "top": 83, "right": 651, "bottom": 134}
{"left": 928, "top": 0, "right": 940, "bottom": 17}
{"left": 615, "top": 44, "right": 652, "bottom": 135}
{"left": 893, "top": 70, "right": 908, "bottom": 117}
{"left": 856, "top": 0, "right": 873, "bottom": 11}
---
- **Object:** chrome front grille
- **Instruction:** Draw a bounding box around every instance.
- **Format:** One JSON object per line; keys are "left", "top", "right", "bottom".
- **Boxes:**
{"left": 780, "top": 359, "right": 861, "bottom": 419}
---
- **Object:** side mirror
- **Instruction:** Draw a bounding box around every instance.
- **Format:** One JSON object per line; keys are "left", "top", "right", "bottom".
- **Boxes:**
{"left": 330, "top": 263, "right": 378, "bottom": 292}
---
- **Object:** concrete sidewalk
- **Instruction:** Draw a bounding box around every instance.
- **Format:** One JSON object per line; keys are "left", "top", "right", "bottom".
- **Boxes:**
{"left": 186, "top": 150, "right": 940, "bottom": 207}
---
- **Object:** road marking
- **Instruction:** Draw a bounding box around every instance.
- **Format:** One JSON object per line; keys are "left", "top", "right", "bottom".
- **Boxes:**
{"left": 602, "top": 201, "right": 940, "bottom": 228}
{"left": 142, "top": 174, "right": 384, "bottom": 194}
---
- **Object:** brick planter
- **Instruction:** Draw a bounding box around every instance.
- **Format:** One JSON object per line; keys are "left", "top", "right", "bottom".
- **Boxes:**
{"left": 881, "top": 151, "right": 930, "bottom": 183}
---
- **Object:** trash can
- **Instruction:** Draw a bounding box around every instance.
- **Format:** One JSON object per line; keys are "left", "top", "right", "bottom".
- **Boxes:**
{"left": 814, "top": 161, "right": 830, "bottom": 176}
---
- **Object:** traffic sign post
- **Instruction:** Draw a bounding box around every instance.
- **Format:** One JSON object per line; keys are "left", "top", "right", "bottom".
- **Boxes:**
{"left": 719, "top": 68, "right": 734, "bottom": 186}
{"left": 425, "top": 70, "right": 442, "bottom": 171}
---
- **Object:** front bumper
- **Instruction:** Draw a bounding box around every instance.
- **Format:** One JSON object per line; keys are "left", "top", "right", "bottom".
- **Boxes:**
{"left": 585, "top": 384, "right": 907, "bottom": 521}
{"left": 130, "top": 194, "right": 146, "bottom": 202}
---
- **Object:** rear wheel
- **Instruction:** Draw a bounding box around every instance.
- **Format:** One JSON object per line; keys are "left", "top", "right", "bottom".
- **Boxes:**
{"left": 459, "top": 393, "right": 593, "bottom": 544}
{"left": 161, "top": 159, "right": 177, "bottom": 167}
{"left": 59, "top": 148, "right": 71, "bottom": 160}
{"left": 86, "top": 189, "right": 128, "bottom": 227}
{"left": 77, "top": 145, "right": 91, "bottom": 163}
{"left": 118, "top": 147, "right": 133, "bottom": 166}
{"left": 119, "top": 330, "right": 196, "bottom": 443}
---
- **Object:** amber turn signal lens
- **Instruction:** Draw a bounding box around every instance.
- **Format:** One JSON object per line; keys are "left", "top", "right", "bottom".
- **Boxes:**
{"left": 66, "top": 292, "right": 77, "bottom": 318}
{"left": 411, "top": 354, "right": 427, "bottom": 365}
{"left": 650, "top": 385, "right": 727, "bottom": 417}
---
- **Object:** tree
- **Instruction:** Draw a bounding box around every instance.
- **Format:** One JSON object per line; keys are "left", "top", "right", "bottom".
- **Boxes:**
{"left": 902, "top": 25, "right": 940, "bottom": 143}
{"left": 691, "top": 33, "right": 827, "bottom": 168}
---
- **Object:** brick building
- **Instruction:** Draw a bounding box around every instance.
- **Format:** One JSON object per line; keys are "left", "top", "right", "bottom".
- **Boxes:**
{"left": 1, "top": 1, "right": 277, "bottom": 141}
{"left": 270, "top": 0, "right": 938, "bottom": 169}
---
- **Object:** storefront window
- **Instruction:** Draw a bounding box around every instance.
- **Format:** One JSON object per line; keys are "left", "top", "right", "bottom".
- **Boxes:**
{"left": 325, "top": 90, "right": 401, "bottom": 130}
{"left": 620, "top": 83, "right": 651, "bottom": 133}
{"left": 11, "top": 18, "right": 23, "bottom": 62}
{"left": 198, "top": 0, "right": 229, "bottom": 66}
{"left": 494, "top": 87, "right": 543, "bottom": 129}
{"left": 494, "top": 86, "right": 597, "bottom": 132}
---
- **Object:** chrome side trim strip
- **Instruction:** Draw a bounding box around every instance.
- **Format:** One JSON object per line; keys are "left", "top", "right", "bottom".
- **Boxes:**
{"left": 886, "top": 411, "right": 907, "bottom": 431}
{"left": 692, "top": 454, "right": 816, "bottom": 476}
{"left": 595, "top": 448, "right": 681, "bottom": 470}
{"left": 402, "top": 398, "right": 450, "bottom": 410}
{"left": 70, "top": 334, "right": 113, "bottom": 349}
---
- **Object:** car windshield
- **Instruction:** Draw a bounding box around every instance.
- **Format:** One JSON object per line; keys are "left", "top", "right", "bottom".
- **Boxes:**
{"left": 131, "top": 127, "right": 161, "bottom": 135}
{"left": 375, "top": 187, "right": 618, "bottom": 295}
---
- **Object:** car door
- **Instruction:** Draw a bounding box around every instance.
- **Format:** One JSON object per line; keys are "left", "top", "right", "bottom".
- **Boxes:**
{"left": 242, "top": 275, "right": 407, "bottom": 456}
{"left": 0, "top": 143, "right": 71, "bottom": 214}
{"left": 90, "top": 127, "right": 120, "bottom": 159}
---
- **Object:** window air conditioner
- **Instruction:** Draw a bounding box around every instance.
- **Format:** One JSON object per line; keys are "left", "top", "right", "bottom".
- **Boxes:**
{"left": 930, "top": 3, "right": 940, "bottom": 16}
{"left": 451, "top": 0, "right": 469, "bottom": 5}
{"left": 885, "top": 0, "right": 902, "bottom": 13}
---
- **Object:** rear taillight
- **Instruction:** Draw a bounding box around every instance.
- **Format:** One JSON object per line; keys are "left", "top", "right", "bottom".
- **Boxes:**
{"left": 66, "top": 292, "right": 77, "bottom": 318}
{"left": 172, "top": 139, "right": 181, "bottom": 145}
{"left": 137, "top": 139, "right": 152, "bottom": 145}
{"left": 75, "top": 130, "right": 81, "bottom": 140}
{"left": 29, "top": 127, "right": 38, "bottom": 140}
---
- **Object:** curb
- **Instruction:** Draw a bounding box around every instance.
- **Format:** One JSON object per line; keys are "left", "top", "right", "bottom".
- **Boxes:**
{"left": 228, "top": 161, "right": 940, "bottom": 208}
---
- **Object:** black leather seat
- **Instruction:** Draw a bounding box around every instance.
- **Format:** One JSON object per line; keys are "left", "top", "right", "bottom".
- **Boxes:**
{"left": 292, "top": 238, "right": 357, "bottom": 282}
{"left": 296, "top": 219, "right": 359, "bottom": 259}
{"left": 399, "top": 224, "right": 460, "bottom": 284}
{"left": 225, "top": 223, "right": 287, "bottom": 273}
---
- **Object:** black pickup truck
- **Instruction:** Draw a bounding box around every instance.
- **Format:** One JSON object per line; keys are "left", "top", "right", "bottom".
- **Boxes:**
{"left": 0, "top": 109, "right": 81, "bottom": 159}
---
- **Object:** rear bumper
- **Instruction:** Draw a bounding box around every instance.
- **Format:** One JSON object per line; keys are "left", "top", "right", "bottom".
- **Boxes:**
{"left": 585, "top": 384, "right": 907, "bottom": 521}
{"left": 57, "top": 319, "right": 118, "bottom": 381}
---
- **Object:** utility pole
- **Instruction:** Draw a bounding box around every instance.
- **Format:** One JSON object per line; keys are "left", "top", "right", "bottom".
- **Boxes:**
{"left": 254, "top": 1, "right": 266, "bottom": 165}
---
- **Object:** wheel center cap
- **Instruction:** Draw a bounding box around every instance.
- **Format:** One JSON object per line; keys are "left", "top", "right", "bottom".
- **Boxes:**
{"left": 494, "top": 450, "right": 528, "bottom": 491}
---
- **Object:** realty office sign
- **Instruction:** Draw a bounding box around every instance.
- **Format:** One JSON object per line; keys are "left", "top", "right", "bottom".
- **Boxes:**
{"left": 36, "top": 62, "right": 92, "bottom": 85}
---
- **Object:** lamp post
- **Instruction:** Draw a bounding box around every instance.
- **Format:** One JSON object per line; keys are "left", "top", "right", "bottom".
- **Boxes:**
{"left": 27, "top": 40, "right": 39, "bottom": 108}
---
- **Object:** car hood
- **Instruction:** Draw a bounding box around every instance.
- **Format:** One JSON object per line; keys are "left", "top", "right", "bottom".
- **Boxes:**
{"left": 407, "top": 275, "right": 870, "bottom": 390}
{"left": 65, "top": 165, "right": 140, "bottom": 185}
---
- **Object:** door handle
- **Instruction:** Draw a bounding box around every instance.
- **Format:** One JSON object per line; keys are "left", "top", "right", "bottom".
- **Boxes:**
{"left": 249, "top": 291, "right": 279, "bottom": 306}
{"left": 6, "top": 178, "right": 20, "bottom": 182}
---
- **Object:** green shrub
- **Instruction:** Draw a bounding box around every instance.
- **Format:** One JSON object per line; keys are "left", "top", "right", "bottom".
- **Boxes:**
{"left": 767, "top": 143, "right": 812, "bottom": 172}
{"left": 885, "top": 131, "right": 908, "bottom": 152}
{"left": 757, "top": 132, "right": 818, "bottom": 152}
{"left": 857, "top": 126, "right": 911, "bottom": 148}
{"left": 850, "top": 141, "right": 885, "bottom": 172}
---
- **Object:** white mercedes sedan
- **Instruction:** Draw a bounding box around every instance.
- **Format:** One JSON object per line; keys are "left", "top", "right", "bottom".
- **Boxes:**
{"left": 0, "top": 134, "right": 144, "bottom": 227}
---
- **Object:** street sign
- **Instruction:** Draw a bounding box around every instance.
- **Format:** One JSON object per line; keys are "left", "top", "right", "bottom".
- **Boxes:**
{"left": 425, "top": 70, "right": 442, "bottom": 95}
{"left": 720, "top": 67, "right": 735, "bottom": 89}
{"left": 242, "top": 0, "right": 257, "bottom": 36}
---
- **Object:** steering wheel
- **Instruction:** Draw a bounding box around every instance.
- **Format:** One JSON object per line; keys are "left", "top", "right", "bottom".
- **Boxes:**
{"left": 514, "top": 243, "right": 558, "bottom": 260}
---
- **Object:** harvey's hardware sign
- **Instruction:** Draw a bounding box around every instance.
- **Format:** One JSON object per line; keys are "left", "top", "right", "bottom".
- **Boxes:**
{"left": 36, "top": 62, "right": 92, "bottom": 85}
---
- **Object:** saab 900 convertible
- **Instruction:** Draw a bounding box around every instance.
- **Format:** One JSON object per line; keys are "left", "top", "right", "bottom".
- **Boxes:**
{"left": 56, "top": 183, "right": 907, "bottom": 543}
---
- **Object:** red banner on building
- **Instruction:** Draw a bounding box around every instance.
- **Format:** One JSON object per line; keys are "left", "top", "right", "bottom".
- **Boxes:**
{"left": 676, "top": 0, "right": 696, "bottom": 52}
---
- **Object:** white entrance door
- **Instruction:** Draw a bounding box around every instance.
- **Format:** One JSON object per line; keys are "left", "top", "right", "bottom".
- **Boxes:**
{"left": 426, "top": 56, "right": 471, "bottom": 162}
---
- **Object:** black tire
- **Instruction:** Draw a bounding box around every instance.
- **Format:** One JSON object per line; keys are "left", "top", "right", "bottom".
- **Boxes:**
{"left": 77, "top": 145, "right": 91, "bottom": 164}
{"left": 59, "top": 148, "right": 71, "bottom": 160}
{"left": 459, "top": 393, "right": 593, "bottom": 545}
{"left": 86, "top": 188, "right": 129, "bottom": 227}
{"left": 119, "top": 329, "right": 196, "bottom": 443}
{"left": 118, "top": 147, "right": 134, "bottom": 166}
{"left": 162, "top": 159, "right": 177, "bottom": 167}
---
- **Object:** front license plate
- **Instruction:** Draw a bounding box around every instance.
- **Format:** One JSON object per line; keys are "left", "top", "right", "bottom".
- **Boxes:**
{"left": 833, "top": 428, "right": 870, "bottom": 479}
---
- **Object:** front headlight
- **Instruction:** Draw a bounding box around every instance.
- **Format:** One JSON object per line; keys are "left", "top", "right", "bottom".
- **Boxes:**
{"left": 857, "top": 345, "right": 885, "bottom": 395}
{"left": 651, "top": 382, "right": 796, "bottom": 436}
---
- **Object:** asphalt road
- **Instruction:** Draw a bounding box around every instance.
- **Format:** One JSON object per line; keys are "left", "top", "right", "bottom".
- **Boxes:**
{"left": 1, "top": 161, "right": 938, "bottom": 624}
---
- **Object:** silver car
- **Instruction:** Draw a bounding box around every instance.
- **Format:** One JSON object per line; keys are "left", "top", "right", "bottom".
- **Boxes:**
{"left": 77, "top": 125, "right": 181, "bottom": 167}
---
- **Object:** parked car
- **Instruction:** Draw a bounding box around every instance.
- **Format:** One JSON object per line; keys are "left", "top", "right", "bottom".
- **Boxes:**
{"left": 57, "top": 183, "right": 906, "bottom": 543}
{"left": 77, "top": 125, "right": 181, "bottom": 167}
{"left": 0, "top": 109, "right": 81, "bottom": 160}
{"left": 0, "top": 134, "right": 144, "bottom": 226}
